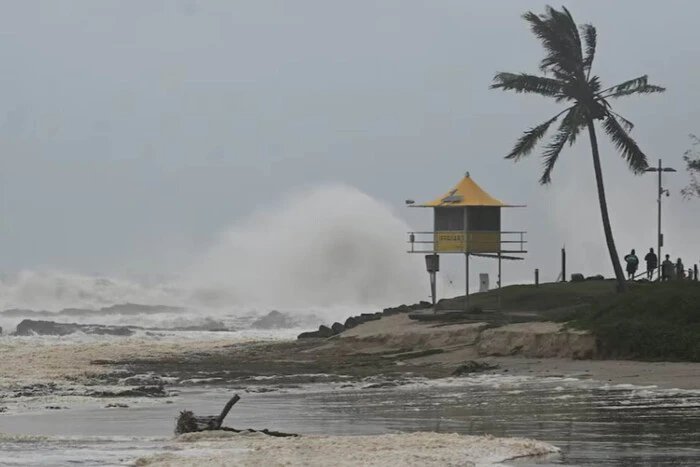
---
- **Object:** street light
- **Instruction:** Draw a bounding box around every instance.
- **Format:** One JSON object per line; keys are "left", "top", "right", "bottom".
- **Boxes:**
{"left": 644, "top": 159, "right": 676, "bottom": 280}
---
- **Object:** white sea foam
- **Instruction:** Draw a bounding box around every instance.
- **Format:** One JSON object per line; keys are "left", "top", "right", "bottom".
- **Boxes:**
{"left": 135, "top": 431, "right": 560, "bottom": 467}
{"left": 0, "top": 433, "right": 167, "bottom": 466}
{"left": 0, "top": 332, "right": 288, "bottom": 392}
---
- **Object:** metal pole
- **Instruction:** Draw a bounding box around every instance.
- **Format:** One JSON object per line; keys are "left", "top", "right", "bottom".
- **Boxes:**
{"left": 657, "top": 159, "right": 662, "bottom": 281}
{"left": 498, "top": 252, "right": 502, "bottom": 312}
{"left": 535, "top": 268, "right": 539, "bottom": 286}
{"left": 465, "top": 253, "right": 470, "bottom": 311}
{"left": 645, "top": 160, "right": 676, "bottom": 281}
{"left": 561, "top": 247, "right": 566, "bottom": 282}
{"left": 464, "top": 206, "right": 469, "bottom": 311}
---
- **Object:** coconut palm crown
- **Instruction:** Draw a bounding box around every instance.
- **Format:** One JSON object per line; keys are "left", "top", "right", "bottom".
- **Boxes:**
{"left": 491, "top": 5, "right": 664, "bottom": 291}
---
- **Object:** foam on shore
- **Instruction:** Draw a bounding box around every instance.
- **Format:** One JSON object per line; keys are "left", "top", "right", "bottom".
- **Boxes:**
{"left": 135, "top": 431, "right": 559, "bottom": 466}
{"left": 0, "top": 331, "right": 292, "bottom": 388}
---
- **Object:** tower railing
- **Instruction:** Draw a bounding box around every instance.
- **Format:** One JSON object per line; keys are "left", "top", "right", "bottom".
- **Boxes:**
{"left": 407, "top": 230, "right": 527, "bottom": 254}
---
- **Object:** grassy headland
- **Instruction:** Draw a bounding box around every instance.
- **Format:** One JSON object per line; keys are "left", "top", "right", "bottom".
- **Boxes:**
{"left": 433, "top": 280, "right": 700, "bottom": 361}
{"left": 567, "top": 281, "right": 700, "bottom": 361}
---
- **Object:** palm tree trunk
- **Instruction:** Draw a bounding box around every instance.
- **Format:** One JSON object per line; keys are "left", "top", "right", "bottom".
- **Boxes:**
{"left": 586, "top": 119, "right": 627, "bottom": 292}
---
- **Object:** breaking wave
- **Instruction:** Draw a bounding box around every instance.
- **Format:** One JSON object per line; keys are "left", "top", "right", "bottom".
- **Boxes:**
{"left": 0, "top": 184, "right": 433, "bottom": 330}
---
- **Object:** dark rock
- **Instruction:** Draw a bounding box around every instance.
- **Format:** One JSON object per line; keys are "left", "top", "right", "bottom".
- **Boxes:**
{"left": 331, "top": 322, "right": 345, "bottom": 335}
{"left": 297, "top": 330, "right": 321, "bottom": 339}
{"left": 570, "top": 273, "right": 585, "bottom": 282}
{"left": 585, "top": 274, "right": 605, "bottom": 281}
{"left": 452, "top": 360, "right": 499, "bottom": 376}
{"left": 14, "top": 319, "right": 134, "bottom": 337}
{"left": 344, "top": 316, "right": 359, "bottom": 329}
{"left": 15, "top": 320, "right": 78, "bottom": 336}
{"left": 360, "top": 313, "right": 381, "bottom": 322}
{"left": 251, "top": 310, "right": 297, "bottom": 329}
{"left": 382, "top": 304, "right": 411, "bottom": 316}
{"left": 92, "top": 385, "right": 167, "bottom": 398}
{"left": 13, "top": 383, "right": 59, "bottom": 398}
{"left": 106, "top": 403, "right": 129, "bottom": 408}
{"left": 317, "top": 325, "right": 333, "bottom": 338}
{"left": 44, "top": 406, "right": 66, "bottom": 410}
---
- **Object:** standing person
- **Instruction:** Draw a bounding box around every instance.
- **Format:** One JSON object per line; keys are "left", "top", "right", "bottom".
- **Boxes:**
{"left": 623, "top": 249, "right": 639, "bottom": 280}
{"left": 661, "top": 255, "right": 674, "bottom": 281}
{"left": 675, "top": 258, "right": 685, "bottom": 280}
{"left": 644, "top": 248, "right": 658, "bottom": 280}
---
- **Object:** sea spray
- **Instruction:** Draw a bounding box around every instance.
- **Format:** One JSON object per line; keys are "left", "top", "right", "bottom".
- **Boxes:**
{"left": 183, "top": 183, "right": 429, "bottom": 308}
{"left": 0, "top": 184, "right": 443, "bottom": 330}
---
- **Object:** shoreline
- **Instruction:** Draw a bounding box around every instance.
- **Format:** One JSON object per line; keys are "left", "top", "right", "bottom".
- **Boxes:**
{"left": 1, "top": 323, "right": 698, "bottom": 466}
{"left": 1, "top": 310, "right": 698, "bottom": 416}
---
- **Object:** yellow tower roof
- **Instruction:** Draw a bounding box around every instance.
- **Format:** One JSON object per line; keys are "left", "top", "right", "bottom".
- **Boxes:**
{"left": 416, "top": 173, "right": 519, "bottom": 207}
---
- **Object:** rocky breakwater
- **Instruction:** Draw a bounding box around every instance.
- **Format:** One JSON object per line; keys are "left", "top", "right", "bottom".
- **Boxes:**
{"left": 297, "top": 301, "right": 432, "bottom": 339}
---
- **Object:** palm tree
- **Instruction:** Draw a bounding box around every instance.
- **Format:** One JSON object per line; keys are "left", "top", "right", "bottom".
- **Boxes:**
{"left": 491, "top": 6, "right": 664, "bottom": 292}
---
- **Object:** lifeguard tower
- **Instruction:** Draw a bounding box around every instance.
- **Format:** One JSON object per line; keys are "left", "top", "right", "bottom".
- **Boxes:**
{"left": 406, "top": 172, "right": 526, "bottom": 309}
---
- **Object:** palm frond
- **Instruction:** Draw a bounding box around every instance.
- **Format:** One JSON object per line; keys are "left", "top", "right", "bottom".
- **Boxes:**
{"left": 588, "top": 76, "right": 602, "bottom": 94}
{"left": 602, "top": 114, "right": 649, "bottom": 173}
{"left": 506, "top": 115, "right": 560, "bottom": 161}
{"left": 560, "top": 6, "right": 584, "bottom": 59}
{"left": 523, "top": 9, "right": 582, "bottom": 78}
{"left": 581, "top": 24, "right": 596, "bottom": 74}
{"left": 602, "top": 75, "right": 664, "bottom": 96}
{"left": 539, "top": 121, "right": 573, "bottom": 185}
{"left": 606, "top": 83, "right": 666, "bottom": 98}
{"left": 561, "top": 105, "right": 587, "bottom": 146}
{"left": 609, "top": 110, "right": 634, "bottom": 131}
{"left": 491, "top": 72, "right": 564, "bottom": 96}
{"left": 605, "top": 75, "right": 649, "bottom": 93}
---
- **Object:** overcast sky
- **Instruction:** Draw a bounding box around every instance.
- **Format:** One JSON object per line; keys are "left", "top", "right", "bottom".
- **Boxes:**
{"left": 1, "top": 0, "right": 699, "bottom": 286}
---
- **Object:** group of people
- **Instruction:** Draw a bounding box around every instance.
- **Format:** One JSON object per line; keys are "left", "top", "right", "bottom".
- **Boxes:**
{"left": 623, "top": 248, "right": 694, "bottom": 281}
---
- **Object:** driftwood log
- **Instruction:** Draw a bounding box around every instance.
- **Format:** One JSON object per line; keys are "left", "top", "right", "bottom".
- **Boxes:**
{"left": 175, "top": 393, "right": 297, "bottom": 437}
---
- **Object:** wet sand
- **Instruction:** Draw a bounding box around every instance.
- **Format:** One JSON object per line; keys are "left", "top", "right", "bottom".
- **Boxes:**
{"left": 2, "top": 314, "right": 698, "bottom": 391}
{"left": 2, "top": 319, "right": 699, "bottom": 466}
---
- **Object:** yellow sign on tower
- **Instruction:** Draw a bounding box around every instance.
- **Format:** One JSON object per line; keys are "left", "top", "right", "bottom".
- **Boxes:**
{"left": 435, "top": 231, "right": 465, "bottom": 252}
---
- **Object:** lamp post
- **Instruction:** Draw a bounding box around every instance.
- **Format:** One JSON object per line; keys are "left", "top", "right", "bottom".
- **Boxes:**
{"left": 644, "top": 159, "right": 676, "bottom": 280}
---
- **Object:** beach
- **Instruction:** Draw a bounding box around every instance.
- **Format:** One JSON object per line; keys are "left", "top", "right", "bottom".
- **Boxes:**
{"left": 1, "top": 309, "right": 699, "bottom": 466}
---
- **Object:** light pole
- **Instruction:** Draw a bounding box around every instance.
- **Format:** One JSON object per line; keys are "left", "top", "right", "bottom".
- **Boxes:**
{"left": 644, "top": 159, "right": 676, "bottom": 280}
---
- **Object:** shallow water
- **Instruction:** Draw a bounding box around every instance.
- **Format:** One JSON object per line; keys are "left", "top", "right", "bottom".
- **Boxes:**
{"left": 1, "top": 375, "right": 698, "bottom": 466}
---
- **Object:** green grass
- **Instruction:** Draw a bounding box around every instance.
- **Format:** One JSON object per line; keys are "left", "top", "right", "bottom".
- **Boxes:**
{"left": 436, "top": 279, "right": 618, "bottom": 313}
{"left": 432, "top": 280, "right": 700, "bottom": 361}
{"left": 567, "top": 281, "right": 700, "bottom": 361}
